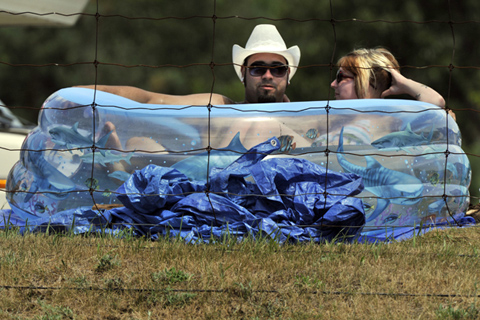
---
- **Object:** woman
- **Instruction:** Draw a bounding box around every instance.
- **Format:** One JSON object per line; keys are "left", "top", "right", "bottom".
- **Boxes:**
{"left": 331, "top": 48, "right": 449, "bottom": 113}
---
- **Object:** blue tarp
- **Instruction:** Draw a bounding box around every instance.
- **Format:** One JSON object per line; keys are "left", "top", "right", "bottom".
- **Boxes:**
{"left": 358, "top": 216, "right": 476, "bottom": 243}
{"left": 1, "top": 137, "right": 370, "bottom": 243}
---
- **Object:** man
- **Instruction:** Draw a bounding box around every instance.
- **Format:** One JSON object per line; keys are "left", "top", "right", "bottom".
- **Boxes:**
{"left": 232, "top": 24, "right": 300, "bottom": 103}
{"left": 85, "top": 24, "right": 304, "bottom": 172}
{"left": 79, "top": 24, "right": 300, "bottom": 105}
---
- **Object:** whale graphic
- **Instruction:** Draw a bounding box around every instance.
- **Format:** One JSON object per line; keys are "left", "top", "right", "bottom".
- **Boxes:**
{"left": 337, "top": 127, "right": 424, "bottom": 222}
{"left": 171, "top": 132, "right": 247, "bottom": 181}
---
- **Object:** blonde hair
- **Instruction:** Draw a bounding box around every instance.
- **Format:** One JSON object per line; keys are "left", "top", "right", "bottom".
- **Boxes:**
{"left": 337, "top": 48, "right": 400, "bottom": 99}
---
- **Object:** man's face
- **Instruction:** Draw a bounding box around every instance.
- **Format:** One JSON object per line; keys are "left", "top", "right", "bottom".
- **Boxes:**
{"left": 242, "top": 53, "right": 290, "bottom": 103}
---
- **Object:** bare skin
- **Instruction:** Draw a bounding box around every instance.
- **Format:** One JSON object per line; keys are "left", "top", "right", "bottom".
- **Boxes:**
{"left": 241, "top": 53, "right": 290, "bottom": 103}
{"left": 381, "top": 69, "right": 446, "bottom": 108}
{"left": 79, "top": 52, "right": 295, "bottom": 176}
{"left": 77, "top": 53, "right": 291, "bottom": 105}
{"left": 330, "top": 68, "right": 454, "bottom": 120}
{"left": 330, "top": 68, "right": 357, "bottom": 100}
{"left": 76, "top": 85, "right": 233, "bottom": 105}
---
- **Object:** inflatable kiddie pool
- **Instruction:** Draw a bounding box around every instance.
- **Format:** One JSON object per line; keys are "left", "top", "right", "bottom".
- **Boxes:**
{"left": 5, "top": 88, "right": 471, "bottom": 236}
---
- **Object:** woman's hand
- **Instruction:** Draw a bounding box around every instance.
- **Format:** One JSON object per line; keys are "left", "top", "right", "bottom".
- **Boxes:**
{"left": 381, "top": 69, "right": 446, "bottom": 109}
{"left": 380, "top": 69, "right": 409, "bottom": 98}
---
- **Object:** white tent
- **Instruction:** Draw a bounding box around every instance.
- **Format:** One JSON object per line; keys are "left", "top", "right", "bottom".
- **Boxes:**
{"left": 0, "top": 0, "right": 89, "bottom": 27}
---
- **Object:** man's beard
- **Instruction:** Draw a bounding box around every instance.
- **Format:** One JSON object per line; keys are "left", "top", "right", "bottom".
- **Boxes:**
{"left": 257, "top": 83, "right": 277, "bottom": 103}
{"left": 257, "top": 91, "right": 277, "bottom": 103}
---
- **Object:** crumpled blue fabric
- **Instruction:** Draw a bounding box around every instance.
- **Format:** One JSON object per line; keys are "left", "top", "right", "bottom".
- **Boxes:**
{"left": 105, "top": 136, "right": 366, "bottom": 243}
{"left": 0, "top": 137, "right": 367, "bottom": 243}
{"left": 357, "top": 216, "right": 477, "bottom": 243}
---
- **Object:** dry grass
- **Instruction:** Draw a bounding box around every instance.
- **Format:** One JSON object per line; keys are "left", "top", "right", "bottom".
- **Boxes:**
{"left": 0, "top": 226, "right": 478, "bottom": 319}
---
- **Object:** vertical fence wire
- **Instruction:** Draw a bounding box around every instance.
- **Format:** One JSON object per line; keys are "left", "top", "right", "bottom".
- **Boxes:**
{"left": 0, "top": 2, "right": 477, "bottom": 232}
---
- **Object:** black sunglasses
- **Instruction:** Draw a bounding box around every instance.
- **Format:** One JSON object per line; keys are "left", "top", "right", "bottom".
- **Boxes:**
{"left": 336, "top": 70, "right": 354, "bottom": 83}
{"left": 247, "top": 63, "right": 289, "bottom": 77}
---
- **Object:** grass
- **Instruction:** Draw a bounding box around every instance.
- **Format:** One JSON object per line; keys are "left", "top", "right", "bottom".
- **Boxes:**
{"left": 0, "top": 226, "right": 478, "bottom": 319}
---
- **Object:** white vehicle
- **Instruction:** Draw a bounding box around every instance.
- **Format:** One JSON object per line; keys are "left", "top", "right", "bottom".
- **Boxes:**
{"left": 0, "top": 0, "right": 89, "bottom": 209}
{"left": 0, "top": 106, "right": 31, "bottom": 209}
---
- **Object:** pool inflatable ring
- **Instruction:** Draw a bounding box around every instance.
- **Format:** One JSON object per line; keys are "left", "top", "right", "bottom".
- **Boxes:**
{"left": 6, "top": 88, "right": 471, "bottom": 233}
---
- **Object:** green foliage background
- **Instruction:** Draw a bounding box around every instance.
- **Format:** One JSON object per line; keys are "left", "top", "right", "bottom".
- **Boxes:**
{"left": 1, "top": 0, "right": 479, "bottom": 196}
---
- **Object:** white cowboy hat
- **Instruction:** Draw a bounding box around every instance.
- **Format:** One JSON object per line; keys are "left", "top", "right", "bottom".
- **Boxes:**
{"left": 232, "top": 24, "right": 301, "bottom": 82}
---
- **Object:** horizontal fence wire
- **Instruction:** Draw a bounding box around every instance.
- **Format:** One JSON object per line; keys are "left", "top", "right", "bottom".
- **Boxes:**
{"left": 0, "top": 284, "right": 479, "bottom": 300}
{"left": 0, "top": 2, "right": 478, "bottom": 233}
{"left": 0, "top": 4, "right": 478, "bottom": 308}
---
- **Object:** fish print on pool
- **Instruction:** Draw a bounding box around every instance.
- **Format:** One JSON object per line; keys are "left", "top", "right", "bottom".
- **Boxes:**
{"left": 337, "top": 126, "right": 423, "bottom": 222}
{"left": 4, "top": 88, "right": 470, "bottom": 234}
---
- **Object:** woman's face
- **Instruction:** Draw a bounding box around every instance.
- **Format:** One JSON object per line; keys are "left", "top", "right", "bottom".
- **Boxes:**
{"left": 330, "top": 68, "right": 358, "bottom": 100}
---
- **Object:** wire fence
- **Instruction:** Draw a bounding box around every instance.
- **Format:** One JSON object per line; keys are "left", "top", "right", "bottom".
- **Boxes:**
{"left": 1, "top": 3, "right": 480, "bottom": 310}
{"left": 1, "top": 284, "right": 480, "bottom": 299}
{"left": 0, "top": 0, "right": 478, "bottom": 239}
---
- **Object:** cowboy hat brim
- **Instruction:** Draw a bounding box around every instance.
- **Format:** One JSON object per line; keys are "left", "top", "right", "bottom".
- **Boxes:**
{"left": 232, "top": 44, "right": 301, "bottom": 82}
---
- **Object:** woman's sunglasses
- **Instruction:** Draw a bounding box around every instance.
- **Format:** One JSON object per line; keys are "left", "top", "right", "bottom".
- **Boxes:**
{"left": 336, "top": 70, "right": 354, "bottom": 83}
{"left": 247, "top": 63, "right": 289, "bottom": 77}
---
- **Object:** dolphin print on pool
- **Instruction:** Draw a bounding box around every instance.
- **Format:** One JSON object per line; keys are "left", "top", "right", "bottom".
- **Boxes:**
{"left": 49, "top": 122, "right": 112, "bottom": 156}
{"left": 22, "top": 137, "right": 76, "bottom": 202}
{"left": 171, "top": 131, "right": 247, "bottom": 181}
{"left": 79, "top": 150, "right": 134, "bottom": 167}
{"left": 107, "top": 170, "right": 132, "bottom": 182}
{"left": 337, "top": 126, "right": 424, "bottom": 222}
{"left": 5, "top": 88, "right": 470, "bottom": 232}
